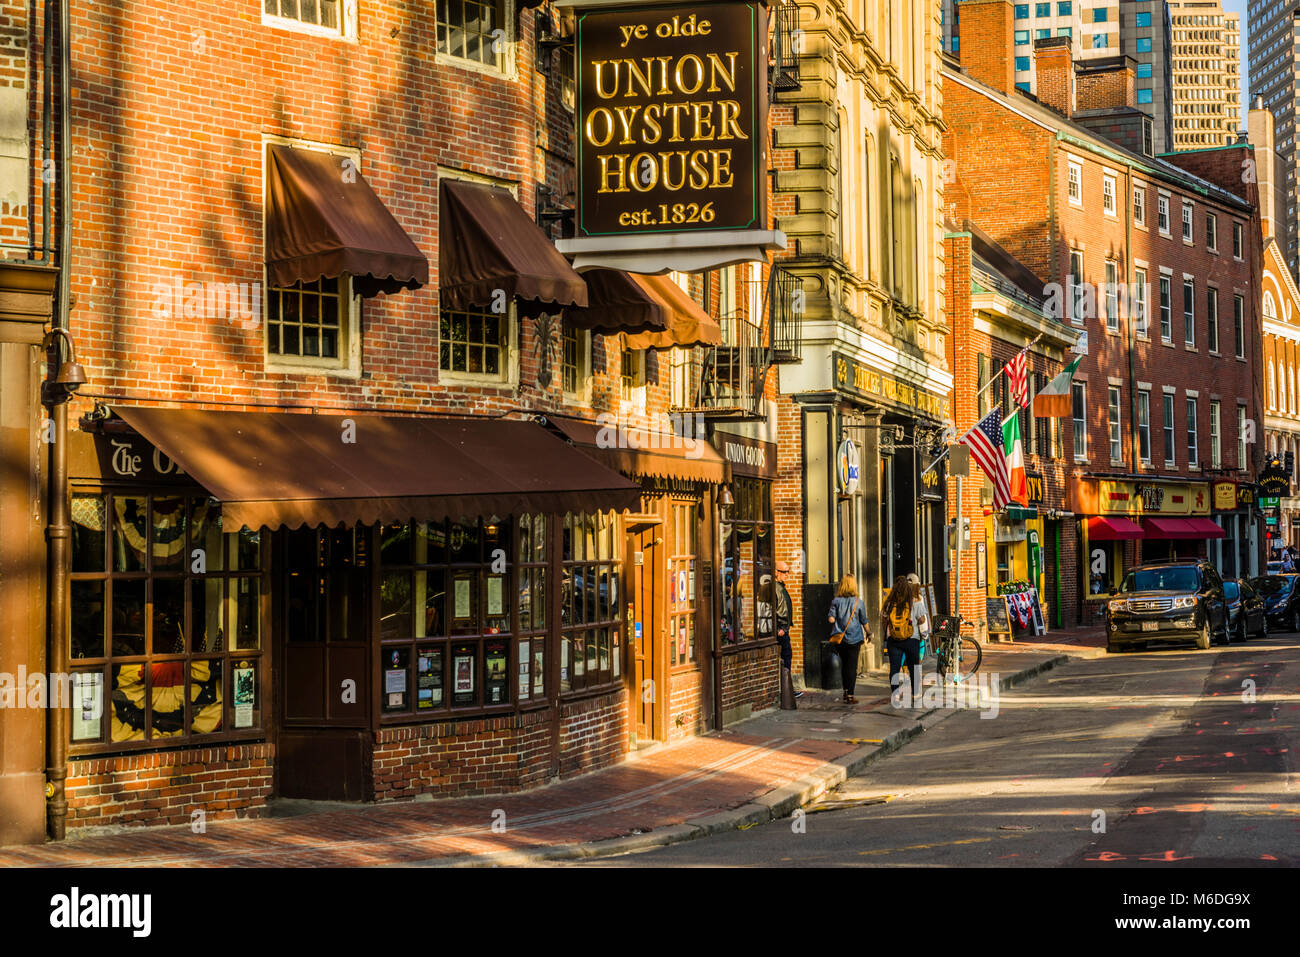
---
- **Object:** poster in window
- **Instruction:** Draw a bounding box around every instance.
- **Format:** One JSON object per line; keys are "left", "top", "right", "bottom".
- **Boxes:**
{"left": 689, "top": 561, "right": 695, "bottom": 601}
{"left": 71, "top": 671, "right": 103, "bottom": 740}
{"left": 533, "top": 648, "right": 545, "bottom": 696}
{"left": 485, "top": 638, "right": 508, "bottom": 705}
{"left": 678, "top": 622, "right": 687, "bottom": 660}
{"left": 487, "top": 575, "right": 504, "bottom": 616}
{"left": 574, "top": 635, "right": 586, "bottom": 676}
{"left": 612, "top": 630, "right": 621, "bottom": 678}
{"left": 417, "top": 646, "right": 443, "bottom": 708}
{"left": 927, "top": 584, "right": 938, "bottom": 617}
{"left": 452, "top": 644, "right": 475, "bottom": 705}
{"left": 454, "top": 575, "right": 472, "bottom": 620}
{"left": 561, "top": 638, "right": 569, "bottom": 683}
{"left": 518, "top": 642, "right": 530, "bottom": 701}
{"left": 233, "top": 665, "right": 255, "bottom": 729}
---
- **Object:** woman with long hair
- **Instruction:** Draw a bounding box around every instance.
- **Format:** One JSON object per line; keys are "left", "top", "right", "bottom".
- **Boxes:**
{"left": 882, "top": 574, "right": 923, "bottom": 706}
{"left": 827, "top": 573, "right": 870, "bottom": 704}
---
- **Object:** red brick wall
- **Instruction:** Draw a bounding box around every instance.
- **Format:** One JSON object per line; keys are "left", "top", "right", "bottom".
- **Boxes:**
{"left": 1076, "top": 68, "right": 1135, "bottom": 112}
{"left": 1034, "top": 40, "right": 1075, "bottom": 117}
{"left": 719, "top": 642, "right": 779, "bottom": 720}
{"left": 65, "top": 743, "right": 273, "bottom": 830}
{"left": 666, "top": 669, "right": 704, "bottom": 742}
{"left": 558, "top": 689, "right": 628, "bottom": 778}
{"left": 955, "top": 0, "right": 1017, "bottom": 95}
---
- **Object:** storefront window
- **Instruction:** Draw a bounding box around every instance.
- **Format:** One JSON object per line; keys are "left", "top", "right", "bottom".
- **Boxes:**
{"left": 721, "top": 477, "right": 774, "bottom": 645}
{"left": 379, "top": 517, "right": 519, "bottom": 714}
{"left": 68, "top": 492, "right": 264, "bottom": 750}
{"left": 560, "top": 512, "right": 621, "bottom": 693}
{"left": 668, "top": 501, "right": 699, "bottom": 668}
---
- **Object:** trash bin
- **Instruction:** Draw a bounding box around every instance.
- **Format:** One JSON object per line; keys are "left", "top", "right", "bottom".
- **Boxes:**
{"left": 820, "top": 641, "right": 842, "bottom": 692}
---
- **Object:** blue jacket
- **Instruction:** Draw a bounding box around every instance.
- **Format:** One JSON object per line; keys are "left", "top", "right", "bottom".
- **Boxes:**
{"left": 828, "top": 595, "right": 869, "bottom": 645}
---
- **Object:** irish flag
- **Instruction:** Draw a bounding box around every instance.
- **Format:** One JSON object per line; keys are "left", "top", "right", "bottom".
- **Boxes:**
{"left": 1002, "top": 412, "right": 1028, "bottom": 506}
{"left": 1033, "top": 356, "right": 1082, "bottom": 418}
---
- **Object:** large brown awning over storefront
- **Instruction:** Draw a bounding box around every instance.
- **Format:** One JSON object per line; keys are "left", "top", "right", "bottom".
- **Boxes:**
{"left": 620, "top": 274, "right": 723, "bottom": 349}
{"left": 543, "top": 414, "right": 727, "bottom": 485}
{"left": 562, "top": 268, "right": 670, "bottom": 335}
{"left": 265, "top": 145, "right": 429, "bottom": 298}
{"left": 113, "top": 407, "right": 641, "bottom": 531}
{"left": 439, "top": 179, "right": 588, "bottom": 318}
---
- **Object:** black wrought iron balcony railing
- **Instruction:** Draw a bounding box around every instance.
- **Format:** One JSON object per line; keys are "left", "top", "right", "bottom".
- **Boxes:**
{"left": 769, "top": 0, "right": 802, "bottom": 94}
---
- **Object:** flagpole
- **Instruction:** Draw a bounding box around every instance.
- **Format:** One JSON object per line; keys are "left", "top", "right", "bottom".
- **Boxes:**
{"left": 974, "top": 332, "right": 1046, "bottom": 404}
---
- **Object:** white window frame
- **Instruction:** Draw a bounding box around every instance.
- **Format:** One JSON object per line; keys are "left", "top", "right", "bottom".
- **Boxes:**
{"left": 1069, "top": 249, "right": 1086, "bottom": 325}
{"left": 1187, "top": 396, "right": 1199, "bottom": 466}
{"left": 1163, "top": 390, "right": 1176, "bottom": 466}
{"left": 262, "top": 0, "right": 358, "bottom": 41}
{"left": 561, "top": 322, "right": 593, "bottom": 403}
{"left": 1103, "top": 174, "right": 1117, "bottom": 216}
{"left": 1206, "top": 287, "right": 1219, "bottom": 353}
{"left": 1104, "top": 259, "right": 1119, "bottom": 331}
{"left": 1133, "top": 185, "right": 1146, "bottom": 226}
{"left": 1068, "top": 160, "right": 1083, "bottom": 206}
{"left": 435, "top": 0, "right": 518, "bottom": 80}
{"left": 1137, "top": 389, "right": 1151, "bottom": 464}
{"left": 1107, "top": 385, "right": 1123, "bottom": 462}
{"left": 1182, "top": 278, "right": 1195, "bottom": 348}
{"left": 1182, "top": 201, "right": 1194, "bottom": 243}
{"left": 1210, "top": 399, "right": 1221, "bottom": 468}
{"left": 1134, "top": 266, "right": 1148, "bottom": 338}
{"left": 1237, "top": 404, "right": 1247, "bottom": 469}
{"left": 1206, "top": 212, "right": 1217, "bottom": 252}
{"left": 1159, "top": 275, "right": 1172, "bottom": 342}
{"left": 1269, "top": 358, "right": 1277, "bottom": 410}
{"left": 261, "top": 134, "right": 363, "bottom": 379}
{"left": 436, "top": 167, "right": 521, "bottom": 388}
{"left": 1072, "top": 381, "right": 1087, "bottom": 460}
{"left": 1158, "top": 193, "right": 1170, "bottom": 235}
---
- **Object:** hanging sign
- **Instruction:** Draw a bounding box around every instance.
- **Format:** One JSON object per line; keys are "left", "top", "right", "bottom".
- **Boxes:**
{"left": 558, "top": 0, "right": 784, "bottom": 271}
{"left": 836, "top": 439, "right": 860, "bottom": 495}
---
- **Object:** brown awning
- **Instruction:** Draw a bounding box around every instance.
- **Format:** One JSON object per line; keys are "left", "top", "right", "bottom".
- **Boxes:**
{"left": 439, "top": 179, "right": 587, "bottom": 318}
{"left": 562, "top": 269, "right": 670, "bottom": 335}
{"left": 113, "top": 407, "right": 641, "bottom": 531}
{"left": 265, "top": 145, "right": 428, "bottom": 298}
{"left": 544, "top": 414, "right": 726, "bottom": 485}
{"left": 620, "top": 274, "right": 723, "bottom": 349}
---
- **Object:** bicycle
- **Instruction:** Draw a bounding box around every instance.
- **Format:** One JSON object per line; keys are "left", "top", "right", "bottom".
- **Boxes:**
{"left": 929, "top": 613, "right": 982, "bottom": 681}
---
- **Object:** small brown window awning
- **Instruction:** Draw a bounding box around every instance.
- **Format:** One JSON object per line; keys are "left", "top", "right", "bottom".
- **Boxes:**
{"left": 113, "top": 407, "right": 641, "bottom": 531}
{"left": 266, "top": 145, "right": 429, "bottom": 298}
{"left": 439, "top": 179, "right": 587, "bottom": 318}
{"left": 544, "top": 414, "right": 727, "bottom": 486}
{"left": 562, "top": 269, "right": 670, "bottom": 335}
{"left": 619, "top": 274, "right": 723, "bottom": 349}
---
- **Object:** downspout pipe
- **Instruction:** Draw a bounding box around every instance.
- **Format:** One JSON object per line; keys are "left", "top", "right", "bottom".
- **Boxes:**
{"left": 45, "top": 0, "right": 72, "bottom": 841}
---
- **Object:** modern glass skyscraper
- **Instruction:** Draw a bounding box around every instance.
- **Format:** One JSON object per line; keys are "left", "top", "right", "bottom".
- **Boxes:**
{"left": 1248, "top": 0, "right": 1300, "bottom": 275}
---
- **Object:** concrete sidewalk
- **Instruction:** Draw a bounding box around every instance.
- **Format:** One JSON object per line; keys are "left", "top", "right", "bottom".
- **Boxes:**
{"left": 0, "top": 646, "right": 1069, "bottom": 868}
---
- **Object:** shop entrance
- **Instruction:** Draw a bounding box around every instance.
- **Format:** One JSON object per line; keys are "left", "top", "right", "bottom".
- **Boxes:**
{"left": 628, "top": 520, "right": 663, "bottom": 744}
{"left": 276, "top": 526, "right": 372, "bottom": 800}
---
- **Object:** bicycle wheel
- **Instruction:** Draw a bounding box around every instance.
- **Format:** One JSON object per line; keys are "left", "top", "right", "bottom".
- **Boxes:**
{"left": 953, "top": 636, "right": 982, "bottom": 678}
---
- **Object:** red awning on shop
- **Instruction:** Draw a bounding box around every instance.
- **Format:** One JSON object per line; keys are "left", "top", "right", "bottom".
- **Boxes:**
{"left": 1142, "top": 517, "right": 1227, "bottom": 540}
{"left": 1088, "top": 516, "right": 1145, "bottom": 540}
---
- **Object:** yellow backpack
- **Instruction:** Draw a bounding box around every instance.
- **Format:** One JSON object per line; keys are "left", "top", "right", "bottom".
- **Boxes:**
{"left": 889, "top": 604, "right": 913, "bottom": 640}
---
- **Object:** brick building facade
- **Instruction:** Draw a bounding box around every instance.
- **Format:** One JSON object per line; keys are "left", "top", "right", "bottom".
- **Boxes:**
{"left": 944, "top": 0, "right": 1264, "bottom": 632}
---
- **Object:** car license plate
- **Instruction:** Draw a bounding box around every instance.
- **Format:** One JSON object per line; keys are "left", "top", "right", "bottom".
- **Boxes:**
{"left": 1141, "top": 621, "right": 1159, "bottom": 632}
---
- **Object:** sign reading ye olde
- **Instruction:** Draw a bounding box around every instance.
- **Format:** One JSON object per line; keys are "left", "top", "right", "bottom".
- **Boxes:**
{"left": 570, "top": 3, "right": 768, "bottom": 256}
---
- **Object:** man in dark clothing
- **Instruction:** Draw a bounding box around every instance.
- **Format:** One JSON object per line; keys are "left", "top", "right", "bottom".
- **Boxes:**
{"left": 774, "top": 561, "right": 794, "bottom": 670}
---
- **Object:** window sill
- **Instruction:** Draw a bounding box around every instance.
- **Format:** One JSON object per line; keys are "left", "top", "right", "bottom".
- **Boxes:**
{"left": 1136, "top": 332, "right": 1150, "bottom": 342}
{"left": 1110, "top": 458, "right": 1125, "bottom": 467}
{"left": 1105, "top": 326, "right": 1121, "bottom": 336}
{"left": 265, "top": 357, "right": 362, "bottom": 380}
{"left": 1160, "top": 339, "right": 1175, "bottom": 348}
{"left": 1184, "top": 345, "right": 1197, "bottom": 352}
{"left": 1235, "top": 355, "right": 1247, "bottom": 362}
{"left": 261, "top": 11, "right": 356, "bottom": 43}
{"left": 1208, "top": 350, "right": 1221, "bottom": 358}
{"left": 1183, "top": 239, "right": 1195, "bottom": 247}
{"left": 434, "top": 50, "right": 517, "bottom": 83}
{"left": 1074, "top": 456, "right": 1090, "bottom": 465}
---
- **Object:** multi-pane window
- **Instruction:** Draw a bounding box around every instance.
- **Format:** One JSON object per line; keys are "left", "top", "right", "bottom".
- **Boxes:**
{"left": 1070, "top": 249, "right": 1085, "bottom": 323}
{"left": 1108, "top": 385, "right": 1123, "bottom": 461}
{"left": 1136, "top": 11, "right": 1151, "bottom": 26}
{"left": 562, "top": 323, "right": 588, "bottom": 395}
{"left": 1036, "top": 1, "right": 1050, "bottom": 14}
{"left": 1187, "top": 397, "right": 1199, "bottom": 466}
{"left": 560, "top": 512, "right": 621, "bottom": 692}
{"left": 267, "top": 277, "right": 346, "bottom": 361}
{"left": 1206, "top": 213, "right": 1217, "bottom": 251}
{"left": 721, "top": 478, "right": 773, "bottom": 646}
{"left": 1233, "top": 221, "right": 1243, "bottom": 258}
{"left": 621, "top": 348, "right": 647, "bottom": 400}
{"left": 1068, "top": 161, "right": 1082, "bottom": 204}
{"left": 1137, "top": 63, "right": 1153, "bottom": 79}
{"left": 1137, "top": 390, "right": 1151, "bottom": 464}
{"left": 1058, "top": 1, "right": 1071, "bottom": 13}
{"left": 1238, "top": 405, "right": 1248, "bottom": 470}
{"left": 1182, "top": 203, "right": 1193, "bottom": 242}
{"left": 977, "top": 353, "right": 990, "bottom": 417}
{"left": 1105, "top": 260, "right": 1119, "bottom": 331}
{"left": 440, "top": 307, "right": 507, "bottom": 377}
{"left": 1134, "top": 267, "right": 1148, "bottom": 337}
{"left": 1206, "top": 289, "right": 1219, "bottom": 353}
{"left": 1183, "top": 279, "right": 1195, "bottom": 347}
{"left": 1232, "top": 294, "right": 1244, "bottom": 359}
{"left": 69, "top": 493, "right": 264, "bottom": 749}
{"left": 1159, "top": 276, "right": 1172, "bottom": 341}
{"left": 378, "top": 518, "right": 518, "bottom": 712}
{"left": 437, "top": 0, "right": 509, "bottom": 71}
{"left": 1072, "top": 382, "right": 1087, "bottom": 458}
{"left": 1014, "top": 4, "right": 1029, "bottom": 18}
{"left": 1210, "top": 400, "right": 1221, "bottom": 468}
{"left": 1163, "top": 393, "right": 1176, "bottom": 465}
{"left": 669, "top": 347, "right": 695, "bottom": 409}
{"left": 668, "top": 502, "right": 699, "bottom": 668}
{"left": 1133, "top": 186, "right": 1146, "bottom": 225}
{"left": 1103, "top": 175, "right": 1116, "bottom": 214}
{"left": 1158, "top": 194, "right": 1170, "bottom": 233}
{"left": 265, "top": 0, "right": 342, "bottom": 31}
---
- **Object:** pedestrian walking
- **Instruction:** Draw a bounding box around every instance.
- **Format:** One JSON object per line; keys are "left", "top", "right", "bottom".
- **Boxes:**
{"left": 1284, "top": 549, "right": 1296, "bottom": 574}
{"left": 907, "top": 572, "right": 931, "bottom": 653}
{"left": 773, "top": 561, "right": 801, "bottom": 705}
{"left": 827, "top": 573, "right": 870, "bottom": 704}
{"left": 882, "top": 574, "right": 923, "bottom": 706}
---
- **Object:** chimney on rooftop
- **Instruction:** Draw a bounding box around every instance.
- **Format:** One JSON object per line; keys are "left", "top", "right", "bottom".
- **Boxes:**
{"left": 1033, "top": 36, "right": 1075, "bottom": 117}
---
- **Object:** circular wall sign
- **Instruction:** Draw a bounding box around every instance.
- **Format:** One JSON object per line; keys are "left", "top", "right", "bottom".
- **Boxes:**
{"left": 836, "top": 439, "right": 860, "bottom": 495}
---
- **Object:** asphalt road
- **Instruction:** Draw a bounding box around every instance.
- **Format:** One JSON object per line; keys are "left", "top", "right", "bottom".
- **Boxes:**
{"left": 569, "top": 632, "right": 1300, "bottom": 867}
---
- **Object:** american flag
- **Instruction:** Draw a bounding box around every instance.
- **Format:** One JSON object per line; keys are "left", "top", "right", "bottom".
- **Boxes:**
{"left": 1004, "top": 350, "right": 1028, "bottom": 409}
{"left": 961, "top": 408, "right": 1011, "bottom": 509}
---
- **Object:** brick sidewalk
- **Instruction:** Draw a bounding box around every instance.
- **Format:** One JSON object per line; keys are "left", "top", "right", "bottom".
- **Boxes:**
{"left": 0, "top": 732, "right": 856, "bottom": 867}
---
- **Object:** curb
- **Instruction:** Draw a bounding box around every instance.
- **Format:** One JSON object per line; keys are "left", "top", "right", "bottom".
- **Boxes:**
{"left": 428, "top": 653, "right": 1071, "bottom": 867}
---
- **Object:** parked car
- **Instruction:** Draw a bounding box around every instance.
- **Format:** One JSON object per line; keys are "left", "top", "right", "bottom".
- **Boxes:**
{"left": 1223, "top": 579, "right": 1267, "bottom": 642}
{"left": 1267, "top": 561, "right": 1283, "bottom": 574}
{"left": 1105, "top": 560, "right": 1229, "bottom": 653}
{"left": 1250, "top": 574, "right": 1300, "bottom": 632}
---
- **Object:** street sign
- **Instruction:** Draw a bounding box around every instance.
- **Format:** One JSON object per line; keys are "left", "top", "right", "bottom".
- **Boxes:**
{"left": 1260, "top": 496, "right": 1280, "bottom": 509}
{"left": 1266, "top": 516, "right": 1278, "bottom": 526}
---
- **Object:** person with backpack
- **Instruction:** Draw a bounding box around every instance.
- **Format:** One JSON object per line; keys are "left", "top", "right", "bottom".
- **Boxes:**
{"left": 827, "top": 573, "right": 870, "bottom": 704}
{"left": 906, "top": 573, "right": 931, "bottom": 655}
{"left": 882, "top": 574, "right": 923, "bottom": 706}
